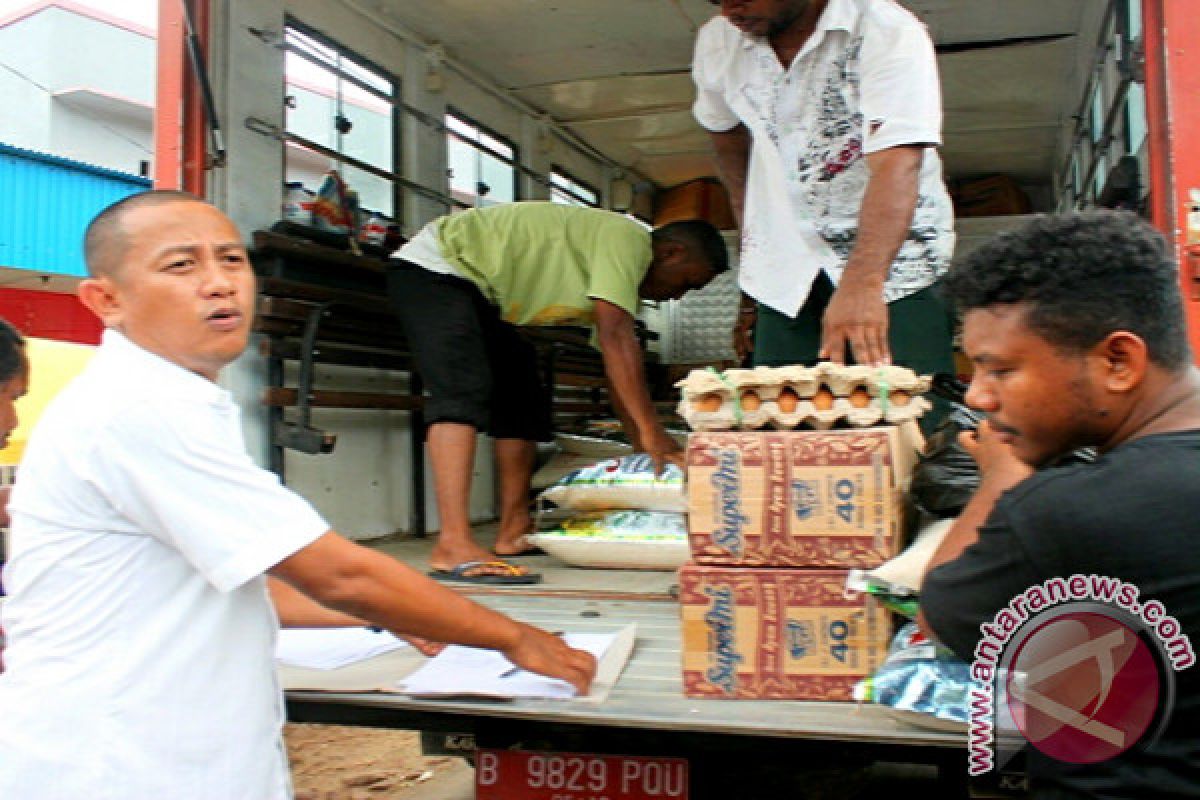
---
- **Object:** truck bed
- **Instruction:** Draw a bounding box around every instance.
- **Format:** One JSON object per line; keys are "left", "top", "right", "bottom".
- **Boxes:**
{"left": 285, "top": 591, "right": 964, "bottom": 751}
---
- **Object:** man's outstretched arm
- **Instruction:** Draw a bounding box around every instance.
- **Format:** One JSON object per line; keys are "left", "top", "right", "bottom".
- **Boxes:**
{"left": 270, "top": 532, "right": 596, "bottom": 693}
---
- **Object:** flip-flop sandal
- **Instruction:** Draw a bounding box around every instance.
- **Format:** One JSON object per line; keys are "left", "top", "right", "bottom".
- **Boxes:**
{"left": 489, "top": 545, "right": 547, "bottom": 558}
{"left": 428, "top": 560, "right": 543, "bottom": 585}
{"left": 490, "top": 533, "right": 546, "bottom": 559}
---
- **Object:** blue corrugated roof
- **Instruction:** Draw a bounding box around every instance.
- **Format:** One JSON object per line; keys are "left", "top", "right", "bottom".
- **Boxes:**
{"left": 0, "top": 142, "right": 152, "bottom": 277}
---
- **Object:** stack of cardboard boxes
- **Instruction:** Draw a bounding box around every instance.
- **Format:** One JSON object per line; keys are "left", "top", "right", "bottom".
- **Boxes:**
{"left": 679, "top": 425, "right": 919, "bottom": 700}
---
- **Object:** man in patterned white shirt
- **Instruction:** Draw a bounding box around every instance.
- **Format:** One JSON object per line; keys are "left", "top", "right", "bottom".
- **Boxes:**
{"left": 693, "top": 0, "right": 956, "bottom": 392}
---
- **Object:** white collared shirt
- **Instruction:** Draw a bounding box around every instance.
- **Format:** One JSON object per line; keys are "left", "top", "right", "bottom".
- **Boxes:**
{"left": 693, "top": 0, "right": 955, "bottom": 315}
{"left": 0, "top": 329, "right": 328, "bottom": 800}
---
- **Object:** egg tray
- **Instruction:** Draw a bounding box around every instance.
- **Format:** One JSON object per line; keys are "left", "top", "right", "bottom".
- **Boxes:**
{"left": 675, "top": 362, "right": 932, "bottom": 431}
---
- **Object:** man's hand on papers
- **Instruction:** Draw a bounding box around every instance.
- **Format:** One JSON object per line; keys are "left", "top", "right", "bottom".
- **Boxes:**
{"left": 505, "top": 625, "right": 597, "bottom": 695}
{"left": 401, "top": 634, "right": 445, "bottom": 657}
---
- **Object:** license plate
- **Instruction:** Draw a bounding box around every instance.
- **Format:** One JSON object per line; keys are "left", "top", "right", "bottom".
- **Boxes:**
{"left": 476, "top": 748, "right": 688, "bottom": 800}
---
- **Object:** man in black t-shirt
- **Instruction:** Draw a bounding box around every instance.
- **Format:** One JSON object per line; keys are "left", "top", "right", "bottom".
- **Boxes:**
{"left": 919, "top": 211, "right": 1200, "bottom": 797}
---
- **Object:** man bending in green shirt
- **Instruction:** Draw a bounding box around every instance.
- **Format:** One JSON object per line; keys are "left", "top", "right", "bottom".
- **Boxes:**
{"left": 389, "top": 202, "right": 728, "bottom": 584}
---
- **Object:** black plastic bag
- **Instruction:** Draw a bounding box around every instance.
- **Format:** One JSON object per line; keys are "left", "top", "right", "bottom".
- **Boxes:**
{"left": 910, "top": 402, "right": 982, "bottom": 518}
{"left": 910, "top": 376, "right": 1095, "bottom": 519}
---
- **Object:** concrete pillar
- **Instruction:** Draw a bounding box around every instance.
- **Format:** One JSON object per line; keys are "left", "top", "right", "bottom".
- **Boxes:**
{"left": 209, "top": 0, "right": 286, "bottom": 467}
{"left": 518, "top": 115, "right": 551, "bottom": 201}
{"left": 401, "top": 45, "right": 449, "bottom": 234}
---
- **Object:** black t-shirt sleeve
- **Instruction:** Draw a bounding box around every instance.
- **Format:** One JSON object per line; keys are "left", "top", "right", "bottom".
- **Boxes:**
{"left": 922, "top": 500, "right": 1046, "bottom": 662}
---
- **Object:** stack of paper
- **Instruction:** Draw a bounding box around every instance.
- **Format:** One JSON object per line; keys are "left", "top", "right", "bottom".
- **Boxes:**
{"left": 278, "top": 623, "right": 637, "bottom": 703}
{"left": 276, "top": 627, "right": 409, "bottom": 671}
{"left": 398, "top": 626, "right": 634, "bottom": 702}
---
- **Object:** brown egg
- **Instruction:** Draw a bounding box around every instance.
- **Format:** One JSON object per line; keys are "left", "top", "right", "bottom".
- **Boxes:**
{"left": 692, "top": 392, "right": 724, "bottom": 412}
{"left": 890, "top": 390, "right": 912, "bottom": 407}
{"left": 740, "top": 390, "right": 762, "bottom": 411}
{"left": 777, "top": 387, "right": 800, "bottom": 413}
{"left": 812, "top": 386, "right": 835, "bottom": 411}
{"left": 849, "top": 386, "right": 872, "bottom": 408}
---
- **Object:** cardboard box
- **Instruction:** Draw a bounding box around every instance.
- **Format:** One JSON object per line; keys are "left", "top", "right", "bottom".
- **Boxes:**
{"left": 679, "top": 564, "right": 892, "bottom": 700}
{"left": 686, "top": 427, "right": 917, "bottom": 568}
{"left": 653, "top": 178, "right": 737, "bottom": 230}
{"left": 951, "top": 174, "right": 1032, "bottom": 217}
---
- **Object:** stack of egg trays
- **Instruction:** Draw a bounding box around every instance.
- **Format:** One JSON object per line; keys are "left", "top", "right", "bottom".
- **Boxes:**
{"left": 676, "top": 363, "right": 932, "bottom": 431}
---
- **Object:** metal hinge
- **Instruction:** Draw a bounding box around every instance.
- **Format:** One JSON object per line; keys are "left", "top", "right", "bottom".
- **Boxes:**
{"left": 244, "top": 116, "right": 285, "bottom": 141}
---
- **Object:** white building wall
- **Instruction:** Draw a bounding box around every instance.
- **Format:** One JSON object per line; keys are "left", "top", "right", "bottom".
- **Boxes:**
{"left": 46, "top": 12, "right": 155, "bottom": 103}
{"left": 0, "top": 8, "right": 153, "bottom": 173}
{"left": 48, "top": 103, "right": 151, "bottom": 177}
{"left": 0, "top": 13, "right": 53, "bottom": 153}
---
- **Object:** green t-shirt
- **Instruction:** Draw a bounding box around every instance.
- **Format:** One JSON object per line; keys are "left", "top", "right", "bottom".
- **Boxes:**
{"left": 433, "top": 203, "right": 652, "bottom": 326}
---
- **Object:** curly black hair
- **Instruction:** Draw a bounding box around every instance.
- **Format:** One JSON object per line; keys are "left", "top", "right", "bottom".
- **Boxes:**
{"left": 0, "top": 316, "right": 26, "bottom": 384}
{"left": 945, "top": 210, "right": 1190, "bottom": 370}
{"left": 652, "top": 219, "right": 730, "bottom": 274}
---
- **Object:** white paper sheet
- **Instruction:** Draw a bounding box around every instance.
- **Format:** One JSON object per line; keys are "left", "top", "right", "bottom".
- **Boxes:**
{"left": 275, "top": 627, "right": 410, "bottom": 670}
{"left": 397, "top": 628, "right": 626, "bottom": 700}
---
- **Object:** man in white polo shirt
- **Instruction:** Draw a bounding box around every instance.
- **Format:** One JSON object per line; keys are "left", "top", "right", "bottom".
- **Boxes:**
{"left": 0, "top": 191, "right": 595, "bottom": 800}
{"left": 693, "top": 0, "right": 956, "bottom": 407}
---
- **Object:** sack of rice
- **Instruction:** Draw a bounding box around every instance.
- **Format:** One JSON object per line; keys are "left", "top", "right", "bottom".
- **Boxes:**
{"left": 538, "top": 454, "right": 685, "bottom": 512}
{"left": 529, "top": 510, "right": 689, "bottom": 570}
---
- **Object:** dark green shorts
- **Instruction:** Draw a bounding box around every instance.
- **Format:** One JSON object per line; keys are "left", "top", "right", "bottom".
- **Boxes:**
{"left": 753, "top": 274, "right": 956, "bottom": 430}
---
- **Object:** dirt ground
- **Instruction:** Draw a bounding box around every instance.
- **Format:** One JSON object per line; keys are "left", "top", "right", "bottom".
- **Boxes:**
{"left": 285, "top": 723, "right": 467, "bottom": 800}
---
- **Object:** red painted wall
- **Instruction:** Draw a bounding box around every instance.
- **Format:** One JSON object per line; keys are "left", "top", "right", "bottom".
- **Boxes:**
{"left": 1145, "top": 0, "right": 1200, "bottom": 360}
{"left": 0, "top": 288, "right": 102, "bottom": 345}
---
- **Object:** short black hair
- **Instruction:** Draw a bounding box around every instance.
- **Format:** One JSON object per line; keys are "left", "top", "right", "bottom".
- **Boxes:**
{"left": 652, "top": 219, "right": 730, "bottom": 274}
{"left": 83, "top": 189, "right": 201, "bottom": 277}
{"left": 946, "top": 210, "right": 1190, "bottom": 370}
{"left": 0, "top": 317, "right": 26, "bottom": 384}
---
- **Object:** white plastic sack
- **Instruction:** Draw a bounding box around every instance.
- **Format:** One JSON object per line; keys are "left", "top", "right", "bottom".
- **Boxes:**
{"left": 539, "top": 454, "right": 686, "bottom": 512}
{"left": 846, "top": 517, "right": 955, "bottom": 596}
{"left": 529, "top": 510, "right": 689, "bottom": 571}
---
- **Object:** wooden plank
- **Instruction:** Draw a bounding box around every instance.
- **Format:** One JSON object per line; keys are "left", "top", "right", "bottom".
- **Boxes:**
{"left": 262, "top": 389, "right": 599, "bottom": 413}
{"left": 552, "top": 401, "right": 613, "bottom": 414}
{"left": 260, "top": 339, "right": 414, "bottom": 371}
{"left": 257, "top": 295, "right": 398, "bottom": 328}
{"left": 253, "top": 230, "right": 388, "bottom": 275}
{"left": 254, "top": 319, "right": 409, "bottom": 351}
{"left": 257, "top": 296, "right": 326, "bottom": 321}
{"left": 548, "top": 356, "right": 606, "bottom": 375}
{"left": 521, "top": 327, "right": 594, "bottom": 347}
{"left": 258, "top": 277, "right": 390, "bottom": 313}
{"left": 260, "top": 339, "right": 603, "bottom": 400}
{"left": 554, "top": 373, "right": 609, "bottom": 388}
{"left": 552, "top": 384, "right": 607, "bottom": 397}
{"left": 263, "top": 388, "right": 423, "bottom": 410}
{"left": 255, "top": 317, "right": 404, "bottom": 344}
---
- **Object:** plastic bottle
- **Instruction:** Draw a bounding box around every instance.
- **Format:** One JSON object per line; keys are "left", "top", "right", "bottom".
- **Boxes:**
{"left": 358, "top": 211, "right": 390, "bottom": 246}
